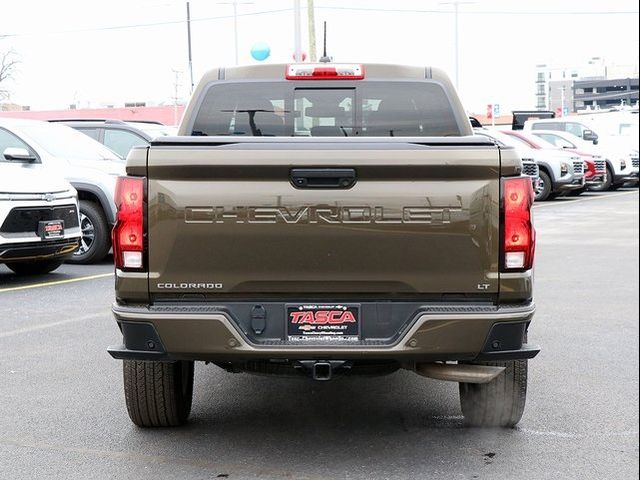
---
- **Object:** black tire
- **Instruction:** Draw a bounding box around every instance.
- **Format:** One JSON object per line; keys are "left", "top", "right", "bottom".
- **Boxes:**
{"left": 6, "top": 258, "right": 64, "bottom": 275}
{"left": 459, "top": 359, "right": 528, "bottom": 428}
{"left": 123, "top": 360, "right": 194, "bottom": 427}
{"left": 67, "top": 200, "right": 111, "bottom": 264}
{"left": 589, "top": 165, "right": 613, "bottom": 192}
{"left": 535, "top": 170, "right": 554, "bottom": 201}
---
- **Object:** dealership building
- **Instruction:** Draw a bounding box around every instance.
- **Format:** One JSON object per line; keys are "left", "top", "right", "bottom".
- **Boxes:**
{"left": 535, "top": 57, "right": 639, "bottom": 114}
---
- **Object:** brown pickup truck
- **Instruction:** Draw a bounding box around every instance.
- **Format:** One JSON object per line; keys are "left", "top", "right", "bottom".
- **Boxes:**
{"left": 108, "top": 62, "right": 538, "bottom": 428}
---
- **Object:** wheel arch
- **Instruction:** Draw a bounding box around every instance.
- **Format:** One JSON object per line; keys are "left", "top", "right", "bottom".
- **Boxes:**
{"left": 536, "top": 162, "right": 555, "bottom": 182}
{"left": 71, "top": 183, "right": 115, "bottom": 226}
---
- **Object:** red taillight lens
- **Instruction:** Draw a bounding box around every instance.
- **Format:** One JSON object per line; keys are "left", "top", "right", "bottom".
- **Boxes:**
{"left": 112, "top": 176, "right": 144, "bottom": 270}
{"left": 503, "top": 177, "right": 535, "bottom": 271}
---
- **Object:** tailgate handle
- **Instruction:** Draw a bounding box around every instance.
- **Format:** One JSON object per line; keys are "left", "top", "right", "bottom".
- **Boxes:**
{"left": 290, "top": 168, "right": 356, "bottom": 189}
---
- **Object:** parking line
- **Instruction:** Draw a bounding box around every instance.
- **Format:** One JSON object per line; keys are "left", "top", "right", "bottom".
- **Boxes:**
{"left": 0, "top": 311, "right": 105, "bottom": 339}
{"left": 533, "top": 190, "right": 638, "bottom": 209}
{"left": 0, "top": 272, "right": 113, "bottom": 294}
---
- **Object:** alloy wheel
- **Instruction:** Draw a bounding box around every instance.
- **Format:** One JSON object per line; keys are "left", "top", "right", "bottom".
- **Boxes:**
{"left": 74, "top": 212, "right": 95, "bottom": 256}
{"left": 535, "top": 176, "right": 545, "bottom": 199}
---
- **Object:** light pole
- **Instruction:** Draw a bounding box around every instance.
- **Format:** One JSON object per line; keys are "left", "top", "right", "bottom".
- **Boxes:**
{"left": 439, "top": 1, "right": 475, "bottom": 91}
{"left": 307, "top": 0, "right": 317, "bottom": 62}
{"left": 186, "top": 2, "right": 194, "bottom": 92}
{"left": 218, "top": 0, "right": 254, "bottom": 65}
{"left": 293, "top": 0, "right": 302, "bottom": 62}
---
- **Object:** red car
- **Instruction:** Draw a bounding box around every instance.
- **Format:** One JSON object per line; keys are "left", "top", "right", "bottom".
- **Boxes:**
{"left": 502, "top": 130, "right": 607, "bottom": 193}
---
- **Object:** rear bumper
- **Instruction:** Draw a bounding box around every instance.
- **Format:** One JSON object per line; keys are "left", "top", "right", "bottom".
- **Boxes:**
{"left": 108, "top": 301, "right": 538, "bottom": 362}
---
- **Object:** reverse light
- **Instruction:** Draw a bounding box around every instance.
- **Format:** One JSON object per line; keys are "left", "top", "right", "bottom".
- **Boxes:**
{"left": 112, "top": 176, "right": 144, "bottom": 270}
{"left": 503, "top": 177, "right": 535, "bottom": 271}
{"left": 286, "top": 63, "right": 365, "bottom": 80}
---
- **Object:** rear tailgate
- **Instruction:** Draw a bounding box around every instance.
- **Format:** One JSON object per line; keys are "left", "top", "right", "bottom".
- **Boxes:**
{"left": 146, "top": 137, "right": 500, "bottom": 297}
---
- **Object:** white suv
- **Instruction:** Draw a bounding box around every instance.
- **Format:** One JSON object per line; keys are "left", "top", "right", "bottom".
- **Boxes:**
{"left": 1, "top": 150, "right": 81, "bottom": 274}
{"left": 0, "top": 118, "right": 125, "bottom": 263}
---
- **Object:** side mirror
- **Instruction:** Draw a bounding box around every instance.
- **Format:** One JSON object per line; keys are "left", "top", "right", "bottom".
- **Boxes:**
{"left": 3, "top": 147, "right": 37, "bottom": 162}
{"left": 582, "top": 129, "right": 598, "bottom": 143}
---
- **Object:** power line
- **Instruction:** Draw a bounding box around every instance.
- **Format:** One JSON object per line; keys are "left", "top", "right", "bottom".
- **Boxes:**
{"left": 1, "top": 8, "right": 292, "bottom": 38}
{"left": 315, "top": 5, "right": 639, "bottom": 15}
{"left": 2, "top": 5, "right": 637, "bottom": 38}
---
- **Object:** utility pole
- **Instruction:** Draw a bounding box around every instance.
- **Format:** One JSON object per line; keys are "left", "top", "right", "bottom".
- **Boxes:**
{"left": 439, "top": 1, "right": 475, "bottom": 91}
{"left": 307, "top": 0, "right": 317, "bottom": 62}
{"left": 186, "top": 2, "right": 194, "bottom": 92}
{"left": 232, "top": 1, "right": 239, "bottom": 65}
{"left": 218, "top": 1, "right": 254, "bottom": 65}
{"left": 172, "top": 69, "right": 182, "bottom": 126}
{"left": 293, "top": 0, "right": 302, "bottom": 62}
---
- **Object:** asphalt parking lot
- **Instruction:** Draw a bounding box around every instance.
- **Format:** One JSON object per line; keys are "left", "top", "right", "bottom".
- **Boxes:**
{"left": 0, "top": 189, "right": 638, "bottom": 480}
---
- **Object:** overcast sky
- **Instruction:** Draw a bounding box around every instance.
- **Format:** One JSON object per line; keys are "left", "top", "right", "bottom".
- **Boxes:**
{"left": 1, "top": 0, "right": 638, "bottom": 113}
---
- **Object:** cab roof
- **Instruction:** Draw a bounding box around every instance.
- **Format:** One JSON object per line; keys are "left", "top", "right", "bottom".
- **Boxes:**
{"left": 199, "top": 63, "right": 452, "bottom": 83}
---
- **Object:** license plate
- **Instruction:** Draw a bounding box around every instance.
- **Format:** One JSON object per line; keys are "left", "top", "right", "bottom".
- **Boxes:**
{"left": 38, "top": 220, "right": 64, "bottom": 239}
{"left": 287, "top": 304, "right": 360, "bottom": 342}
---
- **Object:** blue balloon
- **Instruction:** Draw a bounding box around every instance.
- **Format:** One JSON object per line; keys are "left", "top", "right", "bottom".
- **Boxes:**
{"left": 251, "top": 42, "right": 271, "bottom": 61}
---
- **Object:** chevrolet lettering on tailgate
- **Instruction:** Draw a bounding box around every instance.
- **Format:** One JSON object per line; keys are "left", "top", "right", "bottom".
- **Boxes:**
{"left": 184, "top": 206, "right": 461, "bottom": 225}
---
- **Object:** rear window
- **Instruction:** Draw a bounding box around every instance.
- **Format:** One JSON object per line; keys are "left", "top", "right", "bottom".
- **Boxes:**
{"left": 190, "top": 81, "right": 461, "bottom": 137}
{"left": 531, "top": 122, "right": 562, "bottom": 131}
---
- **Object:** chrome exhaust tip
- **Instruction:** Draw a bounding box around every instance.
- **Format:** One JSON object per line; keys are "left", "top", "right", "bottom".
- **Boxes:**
{"left": 414, "top": 363, "right": 505, "bottom": 384}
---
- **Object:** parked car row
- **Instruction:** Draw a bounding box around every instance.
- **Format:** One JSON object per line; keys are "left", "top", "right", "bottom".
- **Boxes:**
{"left": 524, "top": 118, "right": 639, "bottom": 192}
{"left": 472, "top": 114, "right": 639, "bottom": 202}
{"left": 0, "top": 118, "right": 175, "bottom": 274}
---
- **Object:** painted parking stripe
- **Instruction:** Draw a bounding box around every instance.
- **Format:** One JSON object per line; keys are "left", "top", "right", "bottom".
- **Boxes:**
{"left": 0, "top": 272, "right": 113, "bottom": 294}
{"left": 533, "top": 190, "right": 638, "bottom": 209}
{"left": 0, "top": 311, "right": 106, "bottom": 339}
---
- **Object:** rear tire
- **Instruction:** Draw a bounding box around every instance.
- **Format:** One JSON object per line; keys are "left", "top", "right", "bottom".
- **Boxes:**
{"left": 459, "top": 359, "right": 528, "bottom": 428}
{"left": 6, "top": 258, "right": 64, "bottom": 275}
{"left": 123, "top": 360, "right": 194, "bottom": 427}
{"left": 67, "top": 200, "right": 111, "bottom": 264}
{"left": 535, "top": 171, "right": 553, "bottom": 201}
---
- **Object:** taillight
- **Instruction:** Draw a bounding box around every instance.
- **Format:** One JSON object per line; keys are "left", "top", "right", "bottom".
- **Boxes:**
{"left": 503, "top": 177, "right": 535, "bottom": 271}
{"left": 112, "top": 176, "right": 144, "bottom": 270}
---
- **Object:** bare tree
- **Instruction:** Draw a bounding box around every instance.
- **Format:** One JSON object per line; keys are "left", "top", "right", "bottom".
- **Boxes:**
{"left": 0, "top": 48, "right": 19, "bottom": 101}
